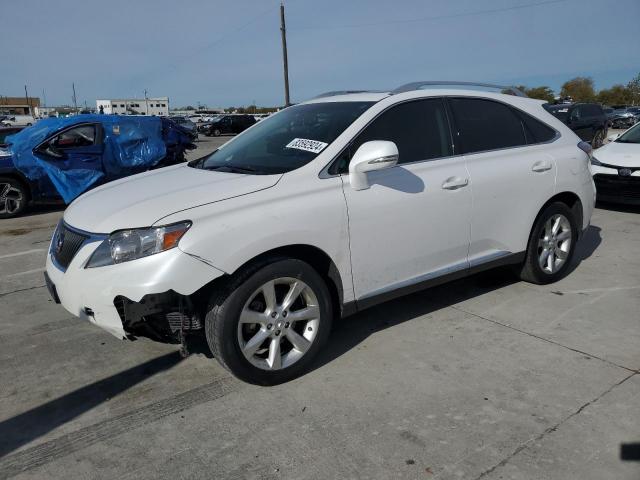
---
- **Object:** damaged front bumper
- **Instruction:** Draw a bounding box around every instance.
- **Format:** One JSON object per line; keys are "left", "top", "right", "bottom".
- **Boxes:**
{"left": 45, "top": 237, "right": 225, "bottom": 339}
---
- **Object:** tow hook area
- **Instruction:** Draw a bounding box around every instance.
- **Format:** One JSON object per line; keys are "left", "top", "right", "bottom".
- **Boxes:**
{"left": 113, "top": 291, "right": 203, "bottom": 356}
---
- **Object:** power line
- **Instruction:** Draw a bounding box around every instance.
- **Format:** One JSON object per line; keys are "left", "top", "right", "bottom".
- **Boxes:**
{"left": 289, "top": 0, "right": 569, "bottom": 31}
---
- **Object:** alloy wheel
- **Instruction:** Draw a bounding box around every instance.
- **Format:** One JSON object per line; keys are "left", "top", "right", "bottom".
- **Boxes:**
{"left": 537, "top": 214, "right": 572, "bottom": 274}
{"left": 237, "top": 277, "right": 320, "bottom": 370}
{"left": 0, "top": 182, "right": 23, "bottom": 215}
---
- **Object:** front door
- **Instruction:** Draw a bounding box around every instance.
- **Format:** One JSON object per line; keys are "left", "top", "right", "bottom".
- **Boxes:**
{"left": 340, "top": 98, "right": 471, "bottom": 301}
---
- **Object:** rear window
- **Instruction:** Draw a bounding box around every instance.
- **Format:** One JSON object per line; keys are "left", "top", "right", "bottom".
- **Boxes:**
{"left": 519, "top": 111, "right": 557, "bottom": 143}
{"left": 578, "top": 104, "right": 602, "bottom": 117}
{"left": 449, "top": 98, "right": 526, "bottom": 154}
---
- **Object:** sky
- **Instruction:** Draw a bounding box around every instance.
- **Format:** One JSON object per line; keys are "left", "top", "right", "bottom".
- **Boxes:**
{"left": 1, "top": 0, "right": 639, "bottom": 108}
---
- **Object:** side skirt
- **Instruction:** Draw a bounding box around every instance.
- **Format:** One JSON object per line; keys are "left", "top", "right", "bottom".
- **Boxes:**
{"left": 342, "top": 252, "right": 525, "bottom": 317}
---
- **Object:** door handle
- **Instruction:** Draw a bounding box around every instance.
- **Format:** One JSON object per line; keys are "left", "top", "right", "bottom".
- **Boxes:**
{"left": 531, "top": 161, "right": 552, "bottom": 172}
{"left": 441, "top": 177, "right": 469, "bottom": 190}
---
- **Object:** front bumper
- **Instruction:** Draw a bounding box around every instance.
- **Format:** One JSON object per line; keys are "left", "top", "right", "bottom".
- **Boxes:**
{"left": 45, "top": 236, "right": 225, "bottom": 339}
{"left": 592, "top": 169, "right": 640, "bottom": 205}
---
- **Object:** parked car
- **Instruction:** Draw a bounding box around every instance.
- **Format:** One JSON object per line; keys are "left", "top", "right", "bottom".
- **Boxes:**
{"left": 1, "top": 115, "right": 36, "bottom": 127}
{"left": 591, "top": 123, "right": 640, "bottom": 204}
{"left": 608, "top": 108, "right": 638, "bottom": 129}
{"left": 200, "top": 114, "right": 256, "bottom": 136}
{"left": 544, "top": 103, "right": 608, "bottom": 148}
{"left": 169, "top": 116, "right": 198, "bottom": 141}
{"left": 0, "top": 115, "right": 195, "bottom": 218}
{"left": 0, "top": 126, "right": 25, "bottom": 147}
{"left": 44, "top": 82, "right": 594, "bottom": 385}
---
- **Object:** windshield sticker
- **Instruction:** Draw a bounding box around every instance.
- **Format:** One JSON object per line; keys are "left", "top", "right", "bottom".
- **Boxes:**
{"left": 285, "top": 138, "right": 328, "bottom": 154}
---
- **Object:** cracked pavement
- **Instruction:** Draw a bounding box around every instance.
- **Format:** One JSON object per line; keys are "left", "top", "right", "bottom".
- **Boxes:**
{"left": 0, "top": 141, "right": 638, "bottom": 479}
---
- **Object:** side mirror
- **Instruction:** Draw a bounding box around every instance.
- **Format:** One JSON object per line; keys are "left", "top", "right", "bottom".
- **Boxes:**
{"left": 607, "top": 133, "right": 620, "bottom": 142}
{"left": 349, "top": 140, "right": 398, "bottom": 191}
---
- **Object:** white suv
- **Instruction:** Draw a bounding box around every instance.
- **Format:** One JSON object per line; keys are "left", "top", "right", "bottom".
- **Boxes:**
{"left": 45, "top": 82, "right": 595, "bottom": 385}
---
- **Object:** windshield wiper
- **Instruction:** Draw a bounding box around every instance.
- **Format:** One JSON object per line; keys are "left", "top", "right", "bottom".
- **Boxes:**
{"left": 206, "top": 164, "right": 259, "bottom": 174}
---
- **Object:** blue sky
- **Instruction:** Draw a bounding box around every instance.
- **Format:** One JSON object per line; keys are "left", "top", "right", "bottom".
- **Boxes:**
{"left": 1, "top": 0, "right": 638, "bottom": 108}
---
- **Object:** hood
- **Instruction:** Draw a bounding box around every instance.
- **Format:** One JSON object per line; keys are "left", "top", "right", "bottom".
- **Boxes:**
{"left": 596, "top": 141, "right": 640, "bottom": 168}
{"left": 64, "top": 163, "right": 282, "bottom": 233}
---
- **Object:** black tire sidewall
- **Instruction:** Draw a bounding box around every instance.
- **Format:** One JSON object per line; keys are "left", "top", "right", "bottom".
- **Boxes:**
{"left": 524, "top": 202, "right": 578, "bottom": 284}
{"left": 206, "top": 259, "right": 333, "bottom": 385}
{"left": 213, "top": 129, "right": 221, "bottom": 137}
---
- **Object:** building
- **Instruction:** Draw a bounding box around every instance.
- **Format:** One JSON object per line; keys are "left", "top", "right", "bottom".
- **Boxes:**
{"left": 96, "top": 97, "right": 169, "bottom": 116}
{"left": 0, "top": 96, "right": 40, "bottom": 115}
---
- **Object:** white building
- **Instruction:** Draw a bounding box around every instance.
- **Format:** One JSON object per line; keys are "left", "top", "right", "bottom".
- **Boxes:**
{"left": 96, "top": 97, "right": 169, "bottom": 116}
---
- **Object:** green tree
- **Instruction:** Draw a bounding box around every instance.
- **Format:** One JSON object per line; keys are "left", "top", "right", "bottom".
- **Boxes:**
{"left": 525, "top": 86, "right": 555, "bottom": 102}
{"left": 597, "top": 85, "right": 631, "bottom": 106}
{"left": 560, "top": 77, "right": 596, "bottom": 102}
{"left": 627, "top": 73, "right": 640, "bottom": 105}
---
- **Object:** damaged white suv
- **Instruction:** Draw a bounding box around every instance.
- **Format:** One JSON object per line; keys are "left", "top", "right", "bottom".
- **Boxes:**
{"left": 45, "top": 82, "right": 595, "bottom": 385}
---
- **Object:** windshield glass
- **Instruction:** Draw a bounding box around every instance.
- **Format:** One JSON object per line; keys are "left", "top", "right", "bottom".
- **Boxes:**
{"left": 190, "top": 101, "right": 373, "bottom": 174}
{"left": 616, "top": 123, "right": 640, "bottom": 144}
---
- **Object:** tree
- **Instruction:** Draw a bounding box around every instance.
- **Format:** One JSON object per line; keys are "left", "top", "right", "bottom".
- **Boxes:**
{"left": 525, "top": 86, "right": 555, "bottom": 102}
{"left": 627, "top": 73, "right": 640, "bottom": 105}
{"left": 597, "top": 85, "right": 631, "bottom": 106}
{"left": 560, "top": 77, "right": 596, "bottom": 102}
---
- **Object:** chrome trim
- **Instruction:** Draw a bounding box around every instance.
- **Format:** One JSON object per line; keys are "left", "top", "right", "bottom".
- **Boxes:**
{"left": 368, "top": 154, "right": 398, "bottom": 164}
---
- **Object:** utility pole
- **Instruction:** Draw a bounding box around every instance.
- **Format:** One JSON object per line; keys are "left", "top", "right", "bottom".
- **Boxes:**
{"left": 72, "top": 82, "right": 78, "bottom": 114}
{"left": 24, "top": 85, "right": 31, "bottom": 116}
{"left": 280, "top": 1, "right": 291, "bottom": 107}
{"left": 144, "top": 89, "right": 149, "bottom": 115}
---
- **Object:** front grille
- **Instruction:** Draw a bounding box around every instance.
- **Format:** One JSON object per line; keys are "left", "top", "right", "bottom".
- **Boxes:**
{"left": 52, "top": 225, "right": 88, "bottom": 269}
{"left": 594, "top": 174, "right": 640, "bottom": 200}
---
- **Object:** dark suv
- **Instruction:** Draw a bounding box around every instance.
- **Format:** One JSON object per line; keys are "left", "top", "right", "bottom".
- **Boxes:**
{"left": 544, "top": 103, "right": 608, "bottom": 148}
{"left": 201, "top": 114, "right": 256, "bottom": 137}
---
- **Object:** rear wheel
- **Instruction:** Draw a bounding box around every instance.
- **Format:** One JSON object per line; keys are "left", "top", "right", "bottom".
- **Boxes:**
{"left": 205, "top": 258, "right": 333, "bottom": 385}
{"left": 0, "top": 177, "right": 28, "bottom": 219}
{"left": 520, "top": 202, "right": 578, "bottom": 284}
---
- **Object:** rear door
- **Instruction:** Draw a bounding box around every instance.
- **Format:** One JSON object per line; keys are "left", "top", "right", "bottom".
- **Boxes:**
{"left": 448, "top": 97, "right": 557, "bottom": 265}
{"left": 567, "top": 105, "right": 592, "bottom": 140}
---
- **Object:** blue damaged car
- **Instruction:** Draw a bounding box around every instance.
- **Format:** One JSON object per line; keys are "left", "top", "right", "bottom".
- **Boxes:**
{"left": 0, "top": 115, "right": 195, "bottom": 218}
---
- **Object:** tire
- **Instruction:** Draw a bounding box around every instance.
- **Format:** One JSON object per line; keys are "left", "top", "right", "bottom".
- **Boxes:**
{"left": 0, "top": 176, "right": 28, "bottom": 219}
{"left": 519, "top": 202, "right": 578, "bottom": 285}
{"left": 591, "top": 129, "right": 604, "bottom": 149}
{"left": 213, "top": 128, "right": 221, "bottom": 137}
{"left": 26, "top": 123, "right": 32, "bottom": 126}
{"left": 205, "top": 257, "right": 333, "bottom": 385}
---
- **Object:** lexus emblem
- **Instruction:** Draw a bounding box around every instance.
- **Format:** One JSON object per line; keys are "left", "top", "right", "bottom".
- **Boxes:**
{"left": 54, "top": 229, "right": 65, "bottom": 255}
{"left": 619, "top": 168, "right": 632, "bottom": 177}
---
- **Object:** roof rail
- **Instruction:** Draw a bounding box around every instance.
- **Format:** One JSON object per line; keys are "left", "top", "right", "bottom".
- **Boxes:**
{"left": 312, "top": 90, "right": 385, "bottom": 99}
{"left": 391, "top": 81, "right": 528, "bottom": 97}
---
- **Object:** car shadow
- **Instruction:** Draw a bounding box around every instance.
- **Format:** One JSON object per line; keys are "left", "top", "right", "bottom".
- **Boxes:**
{"left": 310, "top": 225, "right": 603, "bottom": 375}
{"left": 17, "top": 203, "right": 65, "bottom": 219}
{"left": 0, "top": 351, "right": 183, "bottom": 458}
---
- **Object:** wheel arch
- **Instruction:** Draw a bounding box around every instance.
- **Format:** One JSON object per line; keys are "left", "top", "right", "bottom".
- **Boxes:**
{"left": 530, "top": 191, "right": 583, "bottom": 241}
{"left": 193, "top": 244, "right": 347, "bottom": 320}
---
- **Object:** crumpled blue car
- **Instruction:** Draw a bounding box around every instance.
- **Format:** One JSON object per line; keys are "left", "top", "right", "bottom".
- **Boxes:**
{"left": 0, "top": 115, "right": 195, "bottom": 218}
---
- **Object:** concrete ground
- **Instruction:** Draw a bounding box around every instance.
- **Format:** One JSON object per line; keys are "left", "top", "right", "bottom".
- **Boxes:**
{"left": 0, "top": 134, "right": 639, "bottom": 479}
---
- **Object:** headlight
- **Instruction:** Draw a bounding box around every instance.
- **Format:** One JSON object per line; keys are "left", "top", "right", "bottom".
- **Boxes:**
{"left": 86, "top": 221, "right": 191, "bottom": 268}
{"left": 590, "top": 156, "right": 603, "bottom": 166}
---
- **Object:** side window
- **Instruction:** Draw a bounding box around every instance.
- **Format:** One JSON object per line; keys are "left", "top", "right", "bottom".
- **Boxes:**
{"left": 449, "top": 98, "right": 526, "bottom": 154}
{"left": 51, "top": 125, "right": 97, "bottom": 149}
{"left": 335, "top": 98, "right": 452, "bottom": 173}
{"left": 518, "top": 111, "right": 556, "bottom": 144}
{"left": 581, "top": 105, "right": 601, "bottom": 117}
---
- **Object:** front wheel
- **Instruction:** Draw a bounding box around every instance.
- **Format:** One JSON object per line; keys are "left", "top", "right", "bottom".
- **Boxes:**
{"left": 205, "top": 258, "right": 333, "bottom": 385}
{"left": 212, "top": 128, "right": 221, "bottom": 137}
{"left": 519, "top": 202, "right": 578, "bottom": 284}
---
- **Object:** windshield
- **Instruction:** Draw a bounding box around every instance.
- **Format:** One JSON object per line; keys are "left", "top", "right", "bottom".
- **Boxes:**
{"left": 190, "top": 101, "right": 374, "bottom": 174}
{"left": 545, "top": 106, "right": 569, "bottom": 122}
{"left": 616, "top": 123, "right": 640, "bottom": 144}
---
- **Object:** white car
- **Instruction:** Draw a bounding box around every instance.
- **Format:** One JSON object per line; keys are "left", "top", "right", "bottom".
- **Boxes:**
{"left": 2, "top": 115, "right": 35, "bottom": 127}
{"left": 45, "top": 82, "right": 595, "bottom": 385}
{"left": 591, "top": 125, "right": 640, "bottom": 205}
